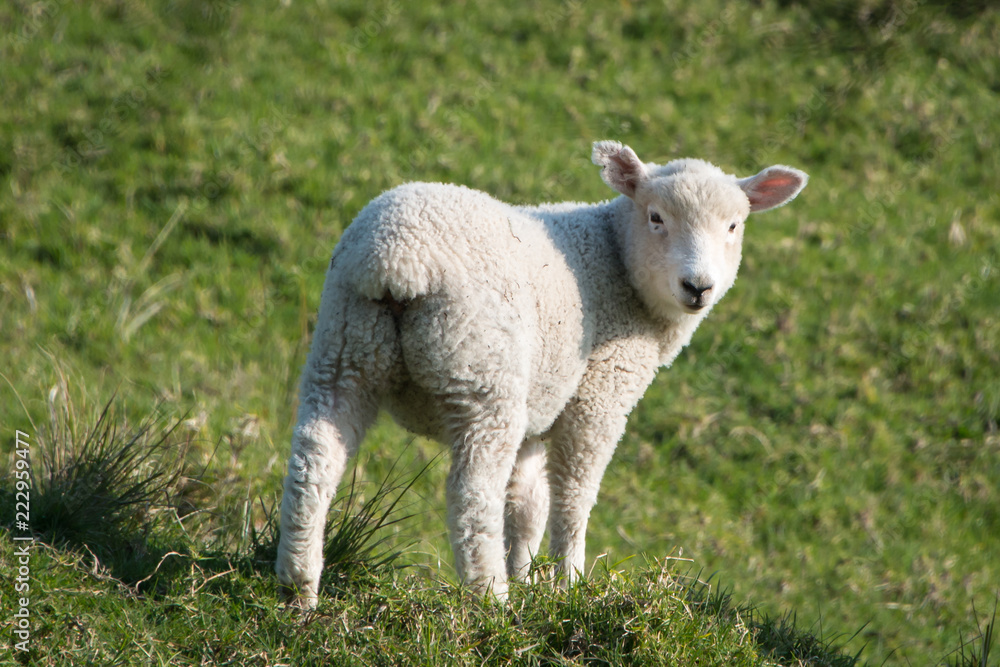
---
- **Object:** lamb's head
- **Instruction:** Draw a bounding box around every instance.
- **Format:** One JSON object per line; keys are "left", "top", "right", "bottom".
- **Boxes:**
{"left": 592, "top": 140, "right": 808, "bottom": 319}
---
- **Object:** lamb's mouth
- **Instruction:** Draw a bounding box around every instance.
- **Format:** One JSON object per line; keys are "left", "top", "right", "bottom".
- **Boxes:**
{"left": 669, "top": 290, "right": 709, "bottom": 314}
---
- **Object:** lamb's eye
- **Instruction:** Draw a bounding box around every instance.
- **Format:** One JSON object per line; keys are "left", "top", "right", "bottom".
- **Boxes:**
{"left": 648, "top": 211, "right": 666, "bottom": 234}
{"left": 728, "top": 221, "right": 738, "bottom": 233}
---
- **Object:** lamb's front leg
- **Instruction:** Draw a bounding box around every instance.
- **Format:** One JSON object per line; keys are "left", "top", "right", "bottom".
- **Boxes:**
{"left": 546, "top": 344, "right": 658, "bottom": 583}
{"left": 505, "top": 437, "right": 549, "bottom": 580}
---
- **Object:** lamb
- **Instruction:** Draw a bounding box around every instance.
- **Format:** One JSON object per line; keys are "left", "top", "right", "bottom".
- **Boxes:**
{"left": 276, "top": 140, "right": 808, "bottom": 608}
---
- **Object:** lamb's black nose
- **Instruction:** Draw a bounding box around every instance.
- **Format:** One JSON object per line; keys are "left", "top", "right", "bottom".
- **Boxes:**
{"left": 681, "top": 279, "right": 714, "bottom": 299}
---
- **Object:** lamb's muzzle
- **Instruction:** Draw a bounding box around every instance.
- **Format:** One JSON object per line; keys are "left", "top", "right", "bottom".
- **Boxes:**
{"left": 680, "top": 278, "right": 714, "bottom": 310}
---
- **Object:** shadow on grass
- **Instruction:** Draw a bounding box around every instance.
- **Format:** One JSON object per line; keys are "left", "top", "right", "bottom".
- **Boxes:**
{"left": 669, "top": 570, "right": 866, "bottom": 667}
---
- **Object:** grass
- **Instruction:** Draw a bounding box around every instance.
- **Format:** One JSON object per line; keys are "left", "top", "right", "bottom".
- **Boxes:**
{"left": 0, "top": 534, "right": 860, "bottom": 665}
{"left": 2, "top": 0, "right": 999, "bottom": 663}
{"left": 945, "top": 603, "right": 996, "bottom": 667}
{"left": 2, "top": 392, "right": 867, "bottom": 665}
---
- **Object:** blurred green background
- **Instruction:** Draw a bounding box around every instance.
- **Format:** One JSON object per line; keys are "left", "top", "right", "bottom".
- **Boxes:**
{"left": 2, "top": 0, "right": 998, "bottom": 662}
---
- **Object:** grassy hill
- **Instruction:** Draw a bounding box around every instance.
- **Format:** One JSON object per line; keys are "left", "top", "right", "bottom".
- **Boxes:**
{"left": 2, "top": 0, "right": 998, "bottom": 663}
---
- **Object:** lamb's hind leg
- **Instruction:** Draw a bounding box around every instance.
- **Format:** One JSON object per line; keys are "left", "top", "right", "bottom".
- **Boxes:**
{"left": 276, "top": 285, "right": 398, "bottom": 609}
{"left": 400, "top": 289, "right": 528, "bottom": 600}
{"left": 504, "top": 437, "right": 549, "bottom": 581}
{"left": 445, "top": 395, "right": 527, "bottom": 600}
{"left": 276, "top": 388, "right": 374, "bottom": 608}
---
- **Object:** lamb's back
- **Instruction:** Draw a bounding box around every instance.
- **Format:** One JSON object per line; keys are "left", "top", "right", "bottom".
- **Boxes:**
{"left": 334, "top": 183, "right": 621, "bottom": 310}
{"left": 330, "top": 183, "right": 652, "bottom": 435}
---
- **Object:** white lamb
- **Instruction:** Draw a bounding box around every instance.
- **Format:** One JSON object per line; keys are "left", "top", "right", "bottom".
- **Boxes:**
{"left": 276, "top": 140, "right": 808, "bottom": 608}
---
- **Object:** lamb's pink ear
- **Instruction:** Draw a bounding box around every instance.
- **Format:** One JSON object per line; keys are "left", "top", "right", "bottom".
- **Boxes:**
{"left": 737, "top": 166, "right": 809, "bottom": 212}
{"left": 592, "top": 140, "right": 648, "bottom": 198}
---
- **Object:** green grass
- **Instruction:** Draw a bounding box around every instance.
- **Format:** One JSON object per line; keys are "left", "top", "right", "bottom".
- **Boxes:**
{"left": 0, "top": 532, "right": 862, "bottom": 665}
{"left": 2, "top": 0, "right": 999, "bottom": 663}
{"left": 1, "top": 391, "right": 864, "bottom": 665}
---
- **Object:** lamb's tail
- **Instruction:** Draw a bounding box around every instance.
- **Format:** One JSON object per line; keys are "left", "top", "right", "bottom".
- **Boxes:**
{"left": 331, "top": 184, "right": 478, "bottom": 304}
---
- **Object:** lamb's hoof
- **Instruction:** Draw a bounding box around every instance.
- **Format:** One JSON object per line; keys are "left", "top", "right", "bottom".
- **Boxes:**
{"left": 278, "top": 583, "right": 318, "bottom": 611}
{"left": 466, "top": 576, "right": 509, "bottom": 605}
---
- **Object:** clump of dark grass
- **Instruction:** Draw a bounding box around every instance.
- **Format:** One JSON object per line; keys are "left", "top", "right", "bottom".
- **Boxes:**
{"left": 241, "top": 445, "right": 438, "bottom": 594}
{"left": 2, "top": 367, "right": 437, "bottom": 603}
{"left": 321, "top": 450, "right": 438, "bottom": 589}
{"left": 0, "top": 373, "right": 192, "bottom": 586}
{"left": 749, "top": 609, "right": 867, "bottom": 667}
{"left": 28, "top": 388, "right": 188, "bottom": 549}
{"left": 946, "top": 600, "right": 997, "bottom": 667}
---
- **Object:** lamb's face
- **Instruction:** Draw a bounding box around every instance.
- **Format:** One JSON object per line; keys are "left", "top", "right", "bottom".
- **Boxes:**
{"left": 632, "top": 174, "right": 750, "bottom": 316}
{"left": 591, "top": 140, "right": 808, "bottom": 322}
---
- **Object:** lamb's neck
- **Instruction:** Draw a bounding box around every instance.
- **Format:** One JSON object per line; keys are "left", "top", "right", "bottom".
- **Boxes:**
{"left": 656, "top": 312, "right": 706, "bottom": 366}
{"left": 603, "top": 195, "right": 635, "bottom": 235}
